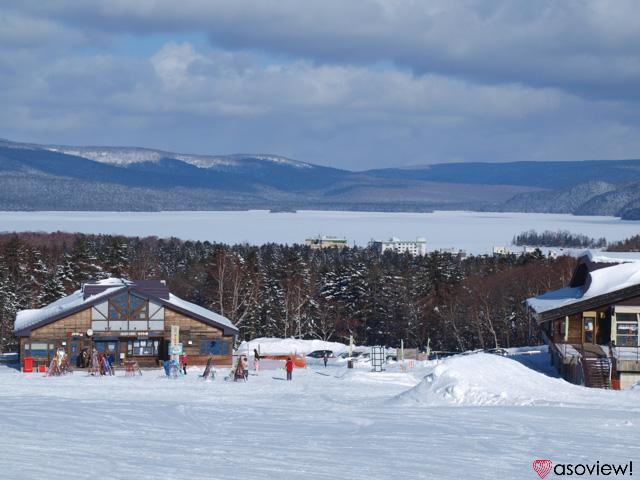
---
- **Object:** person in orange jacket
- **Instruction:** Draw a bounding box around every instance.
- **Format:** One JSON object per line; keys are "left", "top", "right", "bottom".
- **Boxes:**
{"left": 285, "top": 357, "right": 293, "bottom": 380}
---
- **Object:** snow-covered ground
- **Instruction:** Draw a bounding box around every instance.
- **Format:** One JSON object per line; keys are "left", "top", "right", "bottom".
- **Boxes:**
{"left": 2, "top": 342, "right": 639, "bottom": 479}
{"left": 0, "top": 210, "right": 637, "bottom": 255}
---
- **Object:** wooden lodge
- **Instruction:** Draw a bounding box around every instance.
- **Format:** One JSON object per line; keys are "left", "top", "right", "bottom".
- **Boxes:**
{"left": 14, "top": 278, "right": 238, "bottom": 371}
{"left": 527, "top": 251, "right": 640, "bottom": 389}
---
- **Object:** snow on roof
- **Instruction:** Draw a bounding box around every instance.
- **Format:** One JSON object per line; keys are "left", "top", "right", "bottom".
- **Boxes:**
{"left": 14, "top": 284, "right": 124, "bottom": 332}
{"left": 14, "top": 278, "right": 237, "bottom": 334}
{"left": 167, "top": 293, "right": 237, "bottom": 332}
{"left": 527, "top": 259, "right": 640, "bottom": 315}
{"left": 525, "top": 285, "right": 585, "bottom": 314}
{"left": 584, "top": 250, "right": 640, "bottom": 264}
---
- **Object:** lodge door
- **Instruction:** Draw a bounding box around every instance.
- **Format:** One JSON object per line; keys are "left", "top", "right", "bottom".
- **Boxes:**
{"left": 94, "top": 340, "right": 119, "bottom": 365}
{"left": 583, "top": 316, "right": 595, "bottom": 344}
{"left": 68, "top": 342, "right": 81, "bottom": 367}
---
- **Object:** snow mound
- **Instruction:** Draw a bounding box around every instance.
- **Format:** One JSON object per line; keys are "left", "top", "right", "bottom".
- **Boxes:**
{"left": 339, "top": 369, "right": 422, "bottom": 388}
{"left": 391, "top": 353, "right": 640, "bottom": 408}
{"left": 236, "top": 337, "right": 351, "bottom": 356}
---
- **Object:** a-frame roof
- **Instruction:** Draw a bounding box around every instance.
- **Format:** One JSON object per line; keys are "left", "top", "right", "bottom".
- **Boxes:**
{"left": 14, "top": 278, "right": 239, "bottom": 336}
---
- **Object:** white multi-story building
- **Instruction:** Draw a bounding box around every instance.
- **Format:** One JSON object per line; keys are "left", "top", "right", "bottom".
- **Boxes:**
{"left": 370, "top": 237, "right": 427, "bottom": 256}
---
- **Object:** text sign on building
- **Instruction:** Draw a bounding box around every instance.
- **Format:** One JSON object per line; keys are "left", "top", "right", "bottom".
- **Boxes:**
{"left": 171, "top": 325, "right": 179, "bottom": 348}
{"left": 171, "top": 343, "right": 183, "bottom": 355}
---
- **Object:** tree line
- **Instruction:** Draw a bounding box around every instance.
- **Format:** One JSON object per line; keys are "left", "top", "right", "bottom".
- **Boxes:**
{"left": 513, "top": 229, "right": 607, "bottom": 249}
{"left": 0, "top": 232, "right": 577, "bottom": 353}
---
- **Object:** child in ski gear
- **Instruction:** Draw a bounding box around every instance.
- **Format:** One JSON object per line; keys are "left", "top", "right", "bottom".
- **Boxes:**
{"left": 181, "top": 355, "right": 188, "bottom": 375}
{"left": 285, "top": 357, "right": 293, "bottom": 380}
{"left": 234, "top": 357, "right": 246, "bottom": 381}
{"left": 242, "top": 356, "right": 249, "bottom": 380}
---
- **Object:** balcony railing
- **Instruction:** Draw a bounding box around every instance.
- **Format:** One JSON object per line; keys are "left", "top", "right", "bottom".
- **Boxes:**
{"left": 610, "top": 343, "right": 640, "bottom": 362}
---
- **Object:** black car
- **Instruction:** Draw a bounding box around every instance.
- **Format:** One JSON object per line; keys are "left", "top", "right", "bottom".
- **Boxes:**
{"left": 307, "top": 350, "right": 335, "bottom": 358}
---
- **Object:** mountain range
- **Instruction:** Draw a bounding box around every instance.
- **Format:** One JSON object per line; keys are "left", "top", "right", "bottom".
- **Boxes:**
{"left": 2, "top": 138, "right": 640, "bottom": 219}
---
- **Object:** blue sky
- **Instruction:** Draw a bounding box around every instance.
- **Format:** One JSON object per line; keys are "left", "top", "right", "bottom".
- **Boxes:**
{"left": 1, "top": 0, "right": 639, "bottom": 171}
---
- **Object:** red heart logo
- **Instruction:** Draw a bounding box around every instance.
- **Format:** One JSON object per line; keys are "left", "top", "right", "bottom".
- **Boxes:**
{"left": 533, "top": 460, "right": 552, "bottom": 479}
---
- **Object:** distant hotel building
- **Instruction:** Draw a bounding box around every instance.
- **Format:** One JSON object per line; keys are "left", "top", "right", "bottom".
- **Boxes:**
{"left": 305, "top": 236, "right": 348, "bottom": 249}
{"left": 440, "top": 247, "right": 467, "bottom": 259}
{"left": 493, "top": 246, "right": 555, "bottom": 258}
{"left": 370, "top": 237, "right": 427, "bottom": 256}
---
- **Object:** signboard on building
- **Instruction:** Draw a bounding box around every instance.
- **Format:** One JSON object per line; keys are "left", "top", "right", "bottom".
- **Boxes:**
{"left": 171, "top": 343, "right": 183, "bottom": 355}
{"left": 171, "top": 325, "right": 179, "bottom": 348}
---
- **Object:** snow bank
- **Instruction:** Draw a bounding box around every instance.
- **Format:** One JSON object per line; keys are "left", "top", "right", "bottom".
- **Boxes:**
{"left": 236, "top": 337, "right": 352, "bottom": 356}
{"left": 392, "top": 353, "right": 640, "bottom": 408}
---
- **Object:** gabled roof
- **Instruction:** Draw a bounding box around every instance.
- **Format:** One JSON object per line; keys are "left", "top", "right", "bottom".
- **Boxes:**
{"left": 14, "top": 278, "right": 238, "bottom": 337}
{"left": 527, "top": 251, "right": 640, "bottom": 322}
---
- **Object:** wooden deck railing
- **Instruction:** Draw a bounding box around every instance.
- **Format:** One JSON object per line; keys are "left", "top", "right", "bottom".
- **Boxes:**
{"left": 579, "top": 342, "right": 591, "bottom": 388}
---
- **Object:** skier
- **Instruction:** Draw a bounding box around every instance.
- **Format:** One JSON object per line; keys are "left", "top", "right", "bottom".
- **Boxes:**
{"left": 254, "top": 348, "right": 260, "bottom": 375}
{"left": 107, "top": 355, "right": 114, "bottom": 375}
{"left": 80, "top": 348, "right": 89, "bottom": 368}
{"left": 285, "top": 357, "right": 293, "bottom": 381}
{"left": 181, "top": 354, "right": 188, "bottom": 375}
{"left": 323, "top": 353, "right": 328, "bottom": 368}
{"left": 234, "top": 357, "right": 246, "bottom": 382}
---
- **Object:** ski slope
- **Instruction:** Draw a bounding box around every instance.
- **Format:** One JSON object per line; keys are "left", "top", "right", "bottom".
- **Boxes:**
{"left": 1, "top": 343, "right": 638, "bottom": 479}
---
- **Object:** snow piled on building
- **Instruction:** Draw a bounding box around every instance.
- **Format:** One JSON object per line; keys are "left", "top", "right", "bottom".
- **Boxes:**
{"left": 527, "top": 251, "right": 640, "bottom": 314}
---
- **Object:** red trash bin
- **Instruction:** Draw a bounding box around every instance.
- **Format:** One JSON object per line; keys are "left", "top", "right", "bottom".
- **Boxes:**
{"left": 24, "top": 357, "right": 33, "bottom": 373}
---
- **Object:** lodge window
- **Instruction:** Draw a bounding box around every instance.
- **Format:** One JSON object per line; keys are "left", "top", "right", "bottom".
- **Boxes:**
{"left": 109, "top": 294, "right": 148, "bottom": 320}
{"left": 616, "top": 313, "right": 639, "bottom": 346}
{"left": 93, "top": 294, "right": 163, "bottom": 332}
{"left": 25, "top": 342, "right": 54, "bottom": 357}
{"left": 200, "top": 341, "right": 230, "bottom": 356}
{"left": 127, "top": 339, "right": 159, "bottom": 356}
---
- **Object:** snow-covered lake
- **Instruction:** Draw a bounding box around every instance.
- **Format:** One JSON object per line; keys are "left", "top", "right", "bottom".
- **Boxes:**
{"left": 0, "top": 210, "right": 638, "bottom": 255}
{"left": 1, "top": 341, "right": 638, "bottom": 479}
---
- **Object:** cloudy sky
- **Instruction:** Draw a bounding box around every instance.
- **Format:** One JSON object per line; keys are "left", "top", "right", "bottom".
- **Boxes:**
{"left": 1, "top": 1, "right": 640, "bottom": 171}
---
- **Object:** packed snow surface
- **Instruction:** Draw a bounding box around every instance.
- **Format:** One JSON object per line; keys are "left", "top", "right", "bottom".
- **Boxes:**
{"left": 2, "top": 342, "right": 639, "bottom": 479}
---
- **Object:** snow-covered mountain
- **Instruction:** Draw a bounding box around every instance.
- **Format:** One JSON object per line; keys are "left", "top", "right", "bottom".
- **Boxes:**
{"left": 3, "top": 137, "right": 640, "bottom": 217}
{"left": 0, "top": 138, "right": 536, "bottom": 212}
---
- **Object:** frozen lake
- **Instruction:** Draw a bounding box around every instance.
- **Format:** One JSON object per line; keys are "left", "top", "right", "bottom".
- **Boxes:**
{"left": 0, "top": 210, "right": 638, "bottom": 255}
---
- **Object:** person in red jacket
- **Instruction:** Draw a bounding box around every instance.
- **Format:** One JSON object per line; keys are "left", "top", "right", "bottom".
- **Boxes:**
{"left": 181, "top": 354, "right": 188, "bottom": 375}
{"left": 285, "top": 357, "right": 293, "bottom": 380}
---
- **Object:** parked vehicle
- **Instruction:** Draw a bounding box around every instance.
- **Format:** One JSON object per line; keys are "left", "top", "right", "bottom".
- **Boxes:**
{"left": 308, "top": 350, "right": 335, "bottom": 358}
{"left": 337, "top": 351, "right": 365, "bottom": 361}
{"left": 485, "top": 348, "right": 509, "bottom": 356}
{"left": 428, "top": 351, "right": 458, "bottom": 360}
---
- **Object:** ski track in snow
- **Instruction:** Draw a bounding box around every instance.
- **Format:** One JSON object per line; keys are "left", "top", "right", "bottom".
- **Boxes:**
{"left": 2, "top": 349, "right": 640, "bottom": 479}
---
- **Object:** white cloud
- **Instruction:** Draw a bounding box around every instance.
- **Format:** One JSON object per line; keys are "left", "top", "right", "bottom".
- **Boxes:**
{"left": 1, "top": 1, "right": 640, "bottom": 169}
{"left": 151, "top": 41, "right": 206, "bottom": 89}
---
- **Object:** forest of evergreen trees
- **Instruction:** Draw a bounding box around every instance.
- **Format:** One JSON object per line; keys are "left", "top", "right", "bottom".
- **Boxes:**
{"left": 513, "top": 229, "right": 607, "bottom": 248}
{"left": 0, "top": 232, "right": 577, "bottom": 353}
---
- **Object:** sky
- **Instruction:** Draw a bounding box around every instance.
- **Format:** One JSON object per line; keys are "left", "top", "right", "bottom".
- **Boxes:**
{"left": 1, "top": 1, "right": 640, "bottom": 171}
